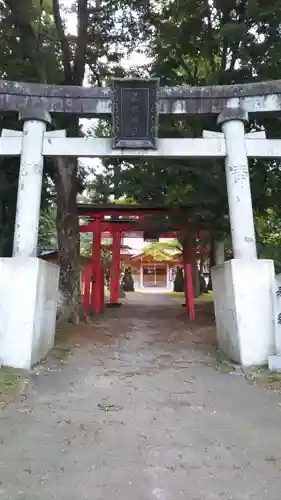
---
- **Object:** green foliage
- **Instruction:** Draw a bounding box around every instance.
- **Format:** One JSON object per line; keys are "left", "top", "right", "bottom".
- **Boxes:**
{"left": 90, "top": 0, "right": 281, "bottom": 252}
{"left": 256, "top": 209, "right": 281, "bottom": 272}
{"left": 2, "top": 0, "right": 281, "bottom": 301}
{"left": 0, "top": 0, "right": 62, "bottom": 256}
{"left": 142, "top": 240, "right": 181, "bottom": 261}
{"left": 38, "top": 209, "right": 57, "bottom": 250}
{"left": 174, "top": 267, "right": 184, "bottom": 293}
{"left": 0, "top": 0, "right": 154, "bottom": 264}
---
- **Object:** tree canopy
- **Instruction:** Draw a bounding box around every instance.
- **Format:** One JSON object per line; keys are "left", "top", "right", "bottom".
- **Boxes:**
{"left": 0, "top": 0, "right": 154, "bottom": 320}
{"left": 90, "top": 0, "right": 281, "bottom": 248}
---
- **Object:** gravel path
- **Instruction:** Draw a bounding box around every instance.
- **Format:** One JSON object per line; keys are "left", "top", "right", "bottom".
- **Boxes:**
{"left": 1, "top": 292, "right": 281, "bottom": 500}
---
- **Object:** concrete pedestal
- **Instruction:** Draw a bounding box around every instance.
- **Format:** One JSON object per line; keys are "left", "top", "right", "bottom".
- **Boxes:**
{"left": 268, "top": 273, "right": 281, "bottom": 371}
{"left": 212, "top": 259, "right": 275, "bottom": 366}
{"left": 0, "top": 257, "right": 59, "bottom": 369}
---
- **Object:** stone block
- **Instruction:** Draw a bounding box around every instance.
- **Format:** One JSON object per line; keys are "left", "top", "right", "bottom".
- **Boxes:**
{"left": 268, "top": 355, "right": 281, "bottom": 372}
{"left": 212, "top": 259, "right": 275, "bottom": 366}
{"left": 0, "top": 257, "right": 59, "bottom": 369}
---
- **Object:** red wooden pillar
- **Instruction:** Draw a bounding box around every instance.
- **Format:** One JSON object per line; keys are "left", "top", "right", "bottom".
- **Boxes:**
{"left": 83, "top": 263, "right": 91, "bottom": 312}
{"left": 110, "top": 231, "right": 121, "bottom": 304}
{"left": 91, "top": 217, "right": 102, "bottom": 314}
{"left": 183, "top": 248, "right": 195, "bottom": 321}
{"left": 100, "top": 266, "right": 105, "bottom": 312}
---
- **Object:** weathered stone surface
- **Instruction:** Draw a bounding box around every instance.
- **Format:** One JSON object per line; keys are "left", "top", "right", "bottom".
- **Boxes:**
{"left": 0, "top": 78, "right": 281, "bottom": 116}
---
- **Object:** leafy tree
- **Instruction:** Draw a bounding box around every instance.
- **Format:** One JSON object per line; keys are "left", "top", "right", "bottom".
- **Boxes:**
{"left": 92, "top": 0, "right": 281, "bottom": 255}
{"left": 0, "top": 0, "right": 155, "bottom": 322}
{"left": 174, "top": 267, "right": 184, "bottom": 293}
{"left": 121, "top": 267, "right": 135, "bottom": 291}
{"left": 141, "top": 239, "right": 181, "bottom": 261}
{"left": 0, "top": 1, "right": 62, "bottom": 257}
{"left": 51, "top": 0, "right": 154, "bottom": 322}
{"left": 255, "top": 209, "right": 281, "bottom": 271}
{"left": 38, "top": 209, "right": 57, "bottom": 250}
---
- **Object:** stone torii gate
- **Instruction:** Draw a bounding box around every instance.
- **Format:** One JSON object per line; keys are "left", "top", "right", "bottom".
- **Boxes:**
{"left": 1, "top": 77, "right": 281, "bottom": 370}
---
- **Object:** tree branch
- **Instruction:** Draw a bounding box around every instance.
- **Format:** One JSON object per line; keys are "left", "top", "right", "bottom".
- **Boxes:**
{"left": 5, "top": 0, "right": 46, "bottom": 81}
{"left": 73, "top": 0, "right": 89, "bottom": 85}
{"left": 229, "top": 0, "right": 248, "bottom": 73}
{"left": 203, "top": 0, "right": 216, "bottom": 74}
{"left": 52, "top": 0, "right": 72, "bottom": 83}
{"left": 179, "top": 56, "right": 196, "bottom": 84}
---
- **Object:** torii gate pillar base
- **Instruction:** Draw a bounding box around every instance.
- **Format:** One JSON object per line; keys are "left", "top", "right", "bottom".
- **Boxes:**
{"left": 106, "top": 302, "right": 122, "bottom": 308}
{"left": 0, "top": 257, "right": 59, "bottom": 369}
{"left": 212, "top": 259, "right": 276, "bottom": 366}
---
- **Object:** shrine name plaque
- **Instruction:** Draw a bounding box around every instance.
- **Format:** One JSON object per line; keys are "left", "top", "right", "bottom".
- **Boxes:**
{"left": 112, "top": 78, "right": 159, "bottom": 149}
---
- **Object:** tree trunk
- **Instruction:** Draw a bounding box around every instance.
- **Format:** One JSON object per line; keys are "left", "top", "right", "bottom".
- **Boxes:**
{"left": 55, "top": 157, "right": 86, "bottom": 323}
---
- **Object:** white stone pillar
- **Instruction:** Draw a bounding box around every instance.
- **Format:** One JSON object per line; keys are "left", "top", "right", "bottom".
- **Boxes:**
{"left": 218, "top": 107, "right": 257, "bottom": 260}
{"left": 214, "top": 240, "right": 225, "bottom": 266}
{"left": 13, "top": 107, "right": 51, "bottom": 257}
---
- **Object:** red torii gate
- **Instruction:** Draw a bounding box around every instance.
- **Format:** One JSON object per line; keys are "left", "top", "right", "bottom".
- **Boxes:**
{"left": 77, "top": 204, "right": 206, "bottom": 320}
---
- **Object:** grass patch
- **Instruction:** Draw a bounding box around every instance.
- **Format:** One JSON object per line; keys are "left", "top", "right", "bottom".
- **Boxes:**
{"left": 51, "top": 343, "right": 72, "bottom": 361}
{"left": 0, "top": 366, "right": 27, "bottom": 406}
{"left": 247, "top": 366, "right": 281, "bottom": 392}
{"left": 215, "top": 359, "right": 234, "bottom": 373}
{"left": 195, "top": 292, "right": 213, "bottom": 304}
{"left": 169, "top": 291, "right": 213, "bottom": 301}
{"left": 214, "top": 350, "right": 237, "bottom": 374}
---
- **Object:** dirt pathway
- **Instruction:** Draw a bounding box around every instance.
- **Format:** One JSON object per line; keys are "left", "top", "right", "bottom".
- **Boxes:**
{"left": 1, "top": 292, "right": 281, "bottom": 500}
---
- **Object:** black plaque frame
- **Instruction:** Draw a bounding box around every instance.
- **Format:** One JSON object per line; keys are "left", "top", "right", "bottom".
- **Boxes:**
{"left": 143, "top": 231, "right": 160, "bottom": 242}
{"left": 111, "top": 78, "right": 159, "bottom": 149}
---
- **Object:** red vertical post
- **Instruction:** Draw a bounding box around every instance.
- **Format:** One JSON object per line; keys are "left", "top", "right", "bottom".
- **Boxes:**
{"left": 83, "top": 263, "right": 91, "bottom": 312}
{"left": 183, "top": 262, "right": 189, "bottom": 317}
{"left": 183, "top": 248, "right": 195, "bottom": 321}
{"left": 183, "top": 247, "right": 189, "bottom": 317}
{"left": 110, "top": 231, "right": 121, "bottom": 304}
{"left": 100, "top": 267, "right": 105, "bottom": 311}
{"left": 91, "top": 217, "right": 102, "bottom": 314}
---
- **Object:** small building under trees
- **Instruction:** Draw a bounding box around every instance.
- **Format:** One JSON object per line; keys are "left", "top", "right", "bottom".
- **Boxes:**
{"left": 125, "top": 251, "right": 181, "bottom": 289}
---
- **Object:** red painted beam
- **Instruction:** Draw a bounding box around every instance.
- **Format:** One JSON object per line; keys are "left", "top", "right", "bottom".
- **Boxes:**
{"left": 80, "top": 222, "right": 140, "bottom": 233}
{"left": 80, "top": 221, "right": 205, "bottom": 238}
{"left": 80, "top": 224, "right": 180, "bottom": 240}
{"left": 78, "top": 208, "right": 171, "bottom": 218}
